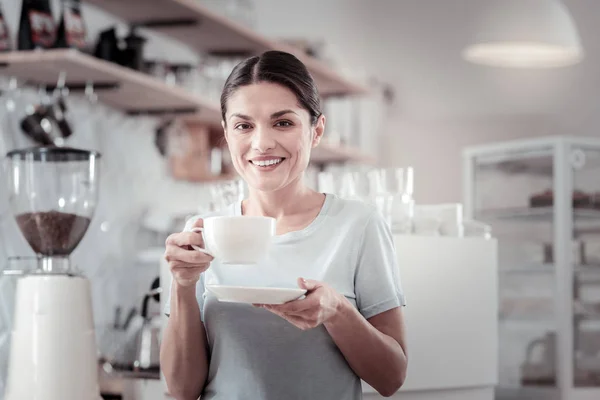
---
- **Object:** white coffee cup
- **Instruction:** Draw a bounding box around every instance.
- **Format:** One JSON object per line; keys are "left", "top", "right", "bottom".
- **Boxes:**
{"left": 188, "top": 216, "right": 276, "bottom": 265}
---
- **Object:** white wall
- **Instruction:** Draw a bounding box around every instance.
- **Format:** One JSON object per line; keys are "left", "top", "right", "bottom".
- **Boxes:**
{"left": 251, "top": 0, "right": 600, "bottom": 204}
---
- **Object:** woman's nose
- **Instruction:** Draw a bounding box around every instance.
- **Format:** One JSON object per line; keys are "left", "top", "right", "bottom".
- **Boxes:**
{"left": 251, "top": 127, "right": 276, "bottom": 152}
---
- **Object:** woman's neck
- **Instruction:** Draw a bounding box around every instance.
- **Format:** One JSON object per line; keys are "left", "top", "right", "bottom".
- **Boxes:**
{"left": 242, "top": 178, "right": 321, "bottom": 219}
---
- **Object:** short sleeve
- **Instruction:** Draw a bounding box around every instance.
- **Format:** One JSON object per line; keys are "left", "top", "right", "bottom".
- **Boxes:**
{"left": 354, "top": 210, "right": 406, "bottom": 319}
{"left": 163, "top": 214, "right": 207, "bottom": 321}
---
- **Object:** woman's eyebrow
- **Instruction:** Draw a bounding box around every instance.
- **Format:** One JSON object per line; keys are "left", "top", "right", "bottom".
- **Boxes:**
{"left": 270, "top": 109, "right": 297, "bottom": 119}
{"left": 230, "top": 113, "right": 253, "bottom": 121}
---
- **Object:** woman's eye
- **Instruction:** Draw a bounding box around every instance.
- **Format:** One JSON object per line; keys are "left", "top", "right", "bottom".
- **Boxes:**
{"left": 275, "top": 120, "right": 293, "bottom": 127}
{"left": 235, "top": 123, "right": 252, "bottom": 130}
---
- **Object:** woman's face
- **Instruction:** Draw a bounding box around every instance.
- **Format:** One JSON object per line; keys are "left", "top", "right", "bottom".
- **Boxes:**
{"left": 223, "top": 82, "right": 324, "bottom": 193}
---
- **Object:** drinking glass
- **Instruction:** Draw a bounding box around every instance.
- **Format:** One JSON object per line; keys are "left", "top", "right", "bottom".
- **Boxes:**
{"left": 380, "top": 167, "right": 415, "bottom": 233}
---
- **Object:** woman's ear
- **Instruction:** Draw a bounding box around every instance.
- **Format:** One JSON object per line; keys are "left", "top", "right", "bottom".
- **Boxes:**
{"left": 311, "top": 114, "right": 326, "bottom": 148}
{"left": 222, "top": 120, "right": 228, "bottom": 143}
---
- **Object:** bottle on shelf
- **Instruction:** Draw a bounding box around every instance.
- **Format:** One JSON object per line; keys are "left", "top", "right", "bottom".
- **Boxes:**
{"left": 18, "top": 0, "right": 56, "bottom": 51}
{"left": 54, "top": 0, "right": 87, "bottom": 50}
{"left": 119, "top": 27, "right": 146, "bottom": 71}
{"left": 0, "top": 3, "right": 12, "bottom": 52}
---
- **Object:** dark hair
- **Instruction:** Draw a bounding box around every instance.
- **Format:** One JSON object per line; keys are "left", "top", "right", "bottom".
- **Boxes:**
{"left": 220, "top": 50, "right": 322, "bottom": 126}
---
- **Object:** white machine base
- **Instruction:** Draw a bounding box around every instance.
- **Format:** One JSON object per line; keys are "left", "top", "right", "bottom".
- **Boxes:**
{"left": 4, "top": 275, "right": 101, "bottom": 400}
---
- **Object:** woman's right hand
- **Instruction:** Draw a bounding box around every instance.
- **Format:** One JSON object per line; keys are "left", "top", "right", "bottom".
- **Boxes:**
{"left": 164, "top": 218, "right": 214, "bottom": 287}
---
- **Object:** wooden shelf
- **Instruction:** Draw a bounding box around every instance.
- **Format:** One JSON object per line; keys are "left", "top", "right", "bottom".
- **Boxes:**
{"left": 311, "top": 141, "right": 376, "bottom": 165}
{"left": 85, "top": 0, "right": 368, "bottom": 97}
{"left": 0, "top": 50, "right": 373, "bottom": 167}
{"left": 0, "top": 49, "right": 221, "bottom": 124}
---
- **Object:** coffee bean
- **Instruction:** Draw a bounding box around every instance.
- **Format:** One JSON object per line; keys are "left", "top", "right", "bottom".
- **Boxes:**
{"left": 16, "top": 211, "right": 91, "bottom": 256}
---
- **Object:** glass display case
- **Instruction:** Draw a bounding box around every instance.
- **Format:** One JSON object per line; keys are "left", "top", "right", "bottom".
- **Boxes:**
{"left": 463, "top": 136, "right": 600, "bottom": 400}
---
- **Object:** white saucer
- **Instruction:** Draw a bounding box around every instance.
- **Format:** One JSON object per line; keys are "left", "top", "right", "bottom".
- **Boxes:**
{"left": 206, "top": 285, "right": 307, "bottom": 305}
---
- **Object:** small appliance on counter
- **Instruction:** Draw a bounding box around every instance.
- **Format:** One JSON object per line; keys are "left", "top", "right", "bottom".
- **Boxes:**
{"left": 2, "top": 146, "right": 102, "bottom": 400}
{"left": 133, "top": 279, "right": 162, "bottom": 373}
{"left": 97, "top": 279, "right": 163, "bottom": 400}
{"left": 521, "top": 330, "right": 600, "bottom": 387}
{"left": 100, "top": 278, "right": 162, "bottom": 377}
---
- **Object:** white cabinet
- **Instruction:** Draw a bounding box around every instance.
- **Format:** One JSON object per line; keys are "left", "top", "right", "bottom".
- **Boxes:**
{"left": 363, "top": 235, "right": 497, "bottom": 400}
{"left": 395, "top": 236, "right": 498, "bottom": 393}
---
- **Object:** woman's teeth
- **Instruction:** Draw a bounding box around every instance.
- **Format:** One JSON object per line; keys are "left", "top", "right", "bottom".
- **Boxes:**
{"left": 251, "top": 158, "right": 283, "bottom": 167}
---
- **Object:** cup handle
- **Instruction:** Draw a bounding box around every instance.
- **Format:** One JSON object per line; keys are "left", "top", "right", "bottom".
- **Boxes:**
{"left": 189, "top": 227, "right": 214, "bottom": 257}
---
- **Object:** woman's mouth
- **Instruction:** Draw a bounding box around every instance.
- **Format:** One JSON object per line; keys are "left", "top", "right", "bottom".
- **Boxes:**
{"left": 249, "top": 157, "right": 285, "bottom": 168}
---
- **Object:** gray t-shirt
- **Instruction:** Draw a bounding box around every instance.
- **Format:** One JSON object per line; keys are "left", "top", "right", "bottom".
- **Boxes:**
{"left": 165, "top": 194, "right": 406, "bottom": 400}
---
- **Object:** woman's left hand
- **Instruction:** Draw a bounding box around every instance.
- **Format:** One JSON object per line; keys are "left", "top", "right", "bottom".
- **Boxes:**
{"left": 256, "top": 278, "right": 345, "bottom": 330}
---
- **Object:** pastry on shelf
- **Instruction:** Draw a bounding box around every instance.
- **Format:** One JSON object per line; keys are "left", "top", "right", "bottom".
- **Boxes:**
{"left": 529, "top": 189, "right": 593, "bottom": 208}
{"left": 593, "top": 192, "right": 600, "bottom": 210}
{"left": 573, "top": 190, "right": 593, "bottom": 208}
{"left": 529, "top": 189, "right": 553, "bottom": 207}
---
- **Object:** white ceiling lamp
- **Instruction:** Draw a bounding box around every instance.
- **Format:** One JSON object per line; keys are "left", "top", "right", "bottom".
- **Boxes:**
{"left": 463, "top": 0, "right": 584, "bottom": 68}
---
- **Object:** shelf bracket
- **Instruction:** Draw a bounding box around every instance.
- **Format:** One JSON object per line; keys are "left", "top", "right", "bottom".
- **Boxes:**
{"left": 135, "top": 18, "right": 201, "bottom": 29}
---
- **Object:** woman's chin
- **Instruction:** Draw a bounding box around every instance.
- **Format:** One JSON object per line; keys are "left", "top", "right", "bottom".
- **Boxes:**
{"left": 246, "top": 175, "right": 293, "bottom": 193}
{"left": 249, "top": 181, "right": 284, "bottom": 193}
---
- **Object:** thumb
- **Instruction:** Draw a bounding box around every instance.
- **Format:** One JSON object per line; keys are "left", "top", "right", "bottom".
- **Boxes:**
{"left": 190, "top": 217, "right": 204, "bottom": 229}
{"left": 184, "top": 216, "right": 203, "bottom": 232}
{"left": 298, "top": 277, "right": 320, "bottom": 291}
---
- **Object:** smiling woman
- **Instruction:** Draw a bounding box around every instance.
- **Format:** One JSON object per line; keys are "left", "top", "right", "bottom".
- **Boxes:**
{"left": 220, "top": 52, "right": 325, "bottom": 193}
{"left": 161, "top": 50, "right": 408, "bottom": 400}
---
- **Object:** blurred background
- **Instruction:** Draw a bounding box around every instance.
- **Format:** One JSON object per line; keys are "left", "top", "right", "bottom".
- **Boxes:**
{"left": 0, "top": 1, "right": 599, "bottom": 399}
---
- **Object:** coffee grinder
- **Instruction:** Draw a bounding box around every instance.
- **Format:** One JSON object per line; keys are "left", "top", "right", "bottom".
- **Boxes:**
{"left": 3, "top": 146, "right": 102, "bottom": 400}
